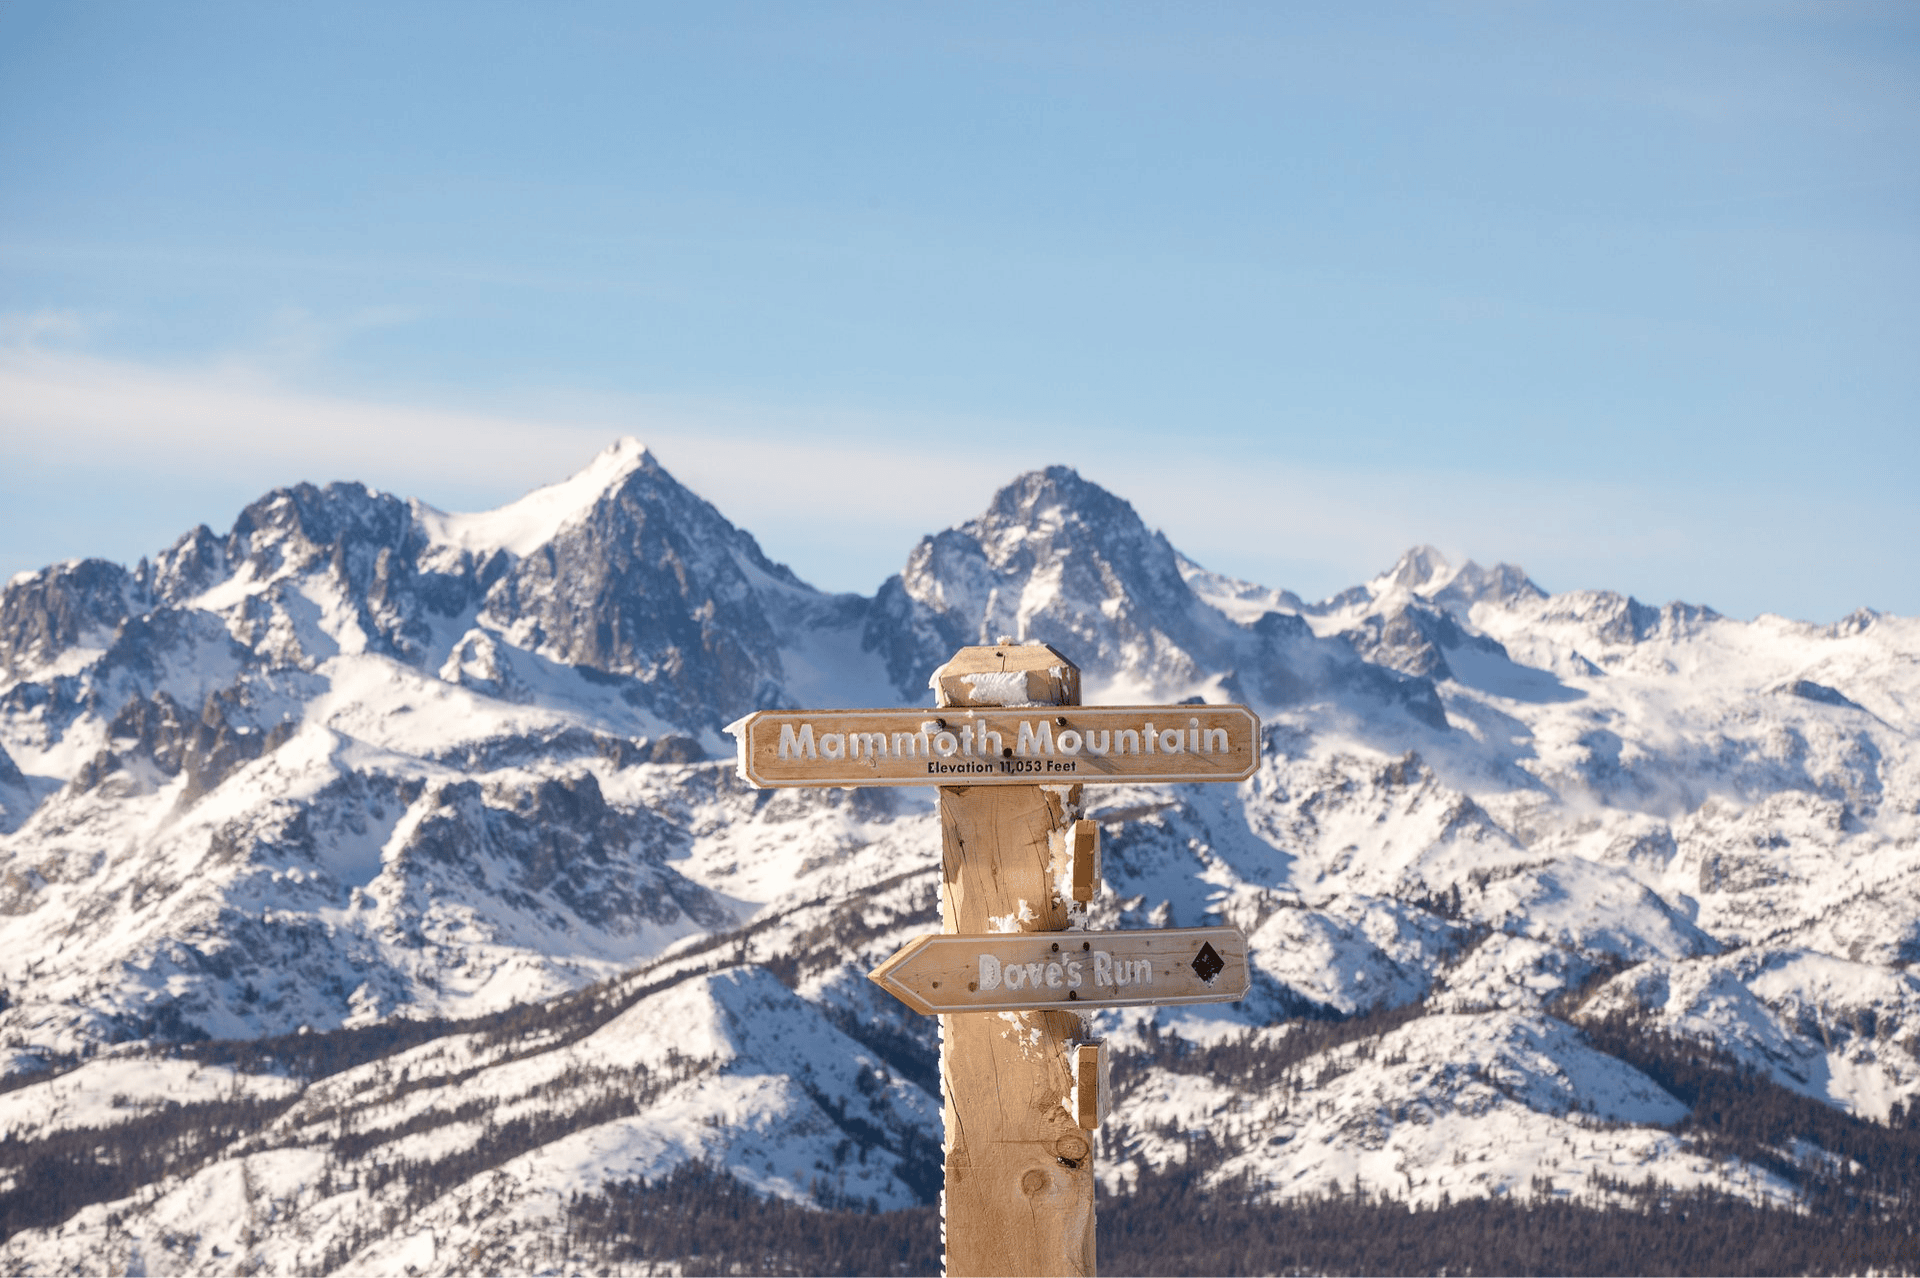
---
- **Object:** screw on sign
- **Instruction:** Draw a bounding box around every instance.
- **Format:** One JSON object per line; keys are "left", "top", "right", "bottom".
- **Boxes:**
{"left": 728, "top": 643, "right": 1260, "bottom": 1278}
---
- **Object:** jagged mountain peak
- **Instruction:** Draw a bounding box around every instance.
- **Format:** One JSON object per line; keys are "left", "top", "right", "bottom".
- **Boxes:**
{"left": 860, "top": 467, "right": 1468, "bottom": 717}
{"left": 1343, "top": 547, "right": 1547, "bottom": 619}
{"left": 151, "top": 438, "right": 665, "bottom": 600}
{"left": 0, "top": 556, "right": 138, "bottom": 681}
{"left": 212, "top": 479, "right": 417, "bottom": 599}
{"left": 568, "top": 443, "right": 809, "bottom": 594}
{"left": 5, "top": 440, "right": 846, "bottom": 758}
{"left": 957, "top": 466, "right": 1187, "bottom": 600}
{"left": 469, "top": 447, "right": 826, "bottom": 726}
{"left": 415, "top": 436, "right": 656, "bottom": 558}
{"left": 863, "top": 466, "right": 1232, "bottom": 700}
{"left": 1372, "top": 545, "right": 1457, "bottom": 598}
{"left": 974, "top": 464, "right": 1135, "bottom": 535}
{"left": 1435, "top": 559, "right": 1547, "bottom": 612}
{"left": 1534, "top": 590, "right": 1723, "bottom": 647}
{"left": 228, "top": 478, "right": 408, "bottom": 547}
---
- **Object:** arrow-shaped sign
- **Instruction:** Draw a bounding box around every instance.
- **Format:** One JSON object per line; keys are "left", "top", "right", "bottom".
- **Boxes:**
{"left": 869, "top": 926, "right": 1249, "bottom": 1016}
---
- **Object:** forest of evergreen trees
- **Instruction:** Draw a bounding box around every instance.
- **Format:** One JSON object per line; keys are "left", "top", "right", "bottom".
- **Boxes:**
{"left": 552, "top": 1012, "right": 1920, "bottom": 1276}
{"left": 556, "top": 1146, "right": 1920, "bottom": 1277}
{"left": 0, "top": 1096, "right": 294, "bottom": 1240}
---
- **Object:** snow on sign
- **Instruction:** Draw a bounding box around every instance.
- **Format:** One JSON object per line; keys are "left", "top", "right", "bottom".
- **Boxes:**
{"left": 729, "top": 704, "right": 1260, "bottom": 788}
{"left": 869, "top": 926, "right": 1250, "bottom": 1016}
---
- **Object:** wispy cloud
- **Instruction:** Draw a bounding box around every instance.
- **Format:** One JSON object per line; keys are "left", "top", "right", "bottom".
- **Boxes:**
{"left": 0, "top": 341, "right": 1016, "bottom": 512}
{"left": 0, "top": 345, "right": 594, "bottom": 484}
{"left": 0, "top": 309, "right": 95, "bottom": 347}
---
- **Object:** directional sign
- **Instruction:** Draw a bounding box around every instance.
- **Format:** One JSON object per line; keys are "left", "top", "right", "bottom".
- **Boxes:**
{"left": 731, "top": 704, "right": 1260, "bottom": 789}
{"left": 870, "top": 926, "right": 1249, "bottom": 1016}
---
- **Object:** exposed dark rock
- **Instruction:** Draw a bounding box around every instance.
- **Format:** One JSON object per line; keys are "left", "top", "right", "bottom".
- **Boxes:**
{"left": 216, "top": 481, "right": 481, "bottom": 663}
{"left": 1432, "top": 559, "right": 1547, "bottom": 613}
{"left": 1335, "top": 662, "right": 1451, "bottom": 731}
{"left": 93, "top": 608, "right": 249, "bottom": 688}
{"left": 0, "top": 559, "right": 135, "bottom": 680}
{"left": 145, "top": 525, "right": 228, "bottom": 604}
{"left": 388, "top": 772, "right": 728, "bottom": 932}
{"left": 1787, "top": 679, "right": 1866, "bottom": 712}
{"left": 429, "top": 727, "right": 659, "bottom": 772}
{"left": 647, "top": 735, "right": 706, "bottom": 764}
{"left": 478, "top": 452, "right": 805, "bottom": 727}
{"left": 1539, "top": 591, "right": 1721, "bottom": 645}
{"left": 69, "top": 690, "right": 293, "bottom": 804}
{"left": 864, "top": 465, "right": 1235, "bottom": 698}
{"left": 1377, "top": 545, "right": 1453, "bottom": 594}
{"left": 0, "top": 742, "right": 32, "bottom": 837}
{"left": 1338, "top": 602, "right": 1512, "bottom": 682}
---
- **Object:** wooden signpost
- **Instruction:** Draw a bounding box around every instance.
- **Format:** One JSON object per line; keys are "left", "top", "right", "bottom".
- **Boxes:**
{"left": 728, "top": 643, "right": 1262, "bottom": 1278}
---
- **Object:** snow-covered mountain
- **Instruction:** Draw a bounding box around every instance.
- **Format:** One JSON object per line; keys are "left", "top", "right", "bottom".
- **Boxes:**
{"left": 2, "top": 440, "right": 1917, "bottom": 1273}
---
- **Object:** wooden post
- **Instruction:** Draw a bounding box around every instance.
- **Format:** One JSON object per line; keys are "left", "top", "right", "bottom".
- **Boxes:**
{"left": 932, "top": 643, "right": 1094, "bottom": 1277}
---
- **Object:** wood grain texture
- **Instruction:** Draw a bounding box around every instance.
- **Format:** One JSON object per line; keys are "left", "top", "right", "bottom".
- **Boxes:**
{"left": 937, "top": 650, "right": 1095, "bottom": 1278}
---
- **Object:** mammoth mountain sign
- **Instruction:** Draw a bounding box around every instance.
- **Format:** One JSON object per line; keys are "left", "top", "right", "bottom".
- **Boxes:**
{"left": 732, "top": 704, "right": 1260, "bottom": 788}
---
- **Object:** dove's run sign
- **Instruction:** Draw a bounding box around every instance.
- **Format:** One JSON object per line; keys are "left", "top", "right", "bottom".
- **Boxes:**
{"left": 730, "top": 705, "right": 1260, "bottom": 787}
{"left": 870, "top": 926, "right": 1249, "bottom": 1016}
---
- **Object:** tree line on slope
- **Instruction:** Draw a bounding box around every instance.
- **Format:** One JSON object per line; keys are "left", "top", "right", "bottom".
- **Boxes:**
{"left": 0, "top": 879, "right": 946, "bottom": 1253}
{"left": 0, "top": 949, "right": 772, "bottom": 1246}
{"left": 1581, "top": 1011, "right": 1920, "bottom": 1224}
{"left": 547, "top": 1010, "right": 1920, "bottom": 1276}
{"left": 0, "top": 1097, "right": 292, "bottom": 1242}
{"left": 550, "top": 1140, "right": 1920, "bottom": 1278}
{"left": 1101, "top": 1146, "right": 1920, "bottom": 1277}
{"left": 564, "top": 1163, "right": 939, "bottom": 1277}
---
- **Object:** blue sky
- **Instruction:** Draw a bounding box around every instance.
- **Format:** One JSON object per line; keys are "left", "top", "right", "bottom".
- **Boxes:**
{"left": 2, "top": 2, "right": 1915, "bottom": 620}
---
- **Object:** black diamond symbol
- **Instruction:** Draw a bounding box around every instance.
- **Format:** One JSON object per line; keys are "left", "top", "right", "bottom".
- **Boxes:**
{"left": 1191, "top": 942, "right": 1225, "bottom": 983}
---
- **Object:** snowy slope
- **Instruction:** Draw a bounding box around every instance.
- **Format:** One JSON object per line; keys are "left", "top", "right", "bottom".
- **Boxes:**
{"left": 0, "top": 963, "right": 937, "bottom": 1276}
{"left": 0, "top": 440, "right": 884, "bottom": 1069}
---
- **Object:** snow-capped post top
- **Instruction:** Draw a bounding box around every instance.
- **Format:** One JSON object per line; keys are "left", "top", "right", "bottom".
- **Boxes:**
{"left": 930, "top": 641, "right": 1081, "bottom": 707}
{"left": 729, "top": 704, "right": 1259, "bottom": 788}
